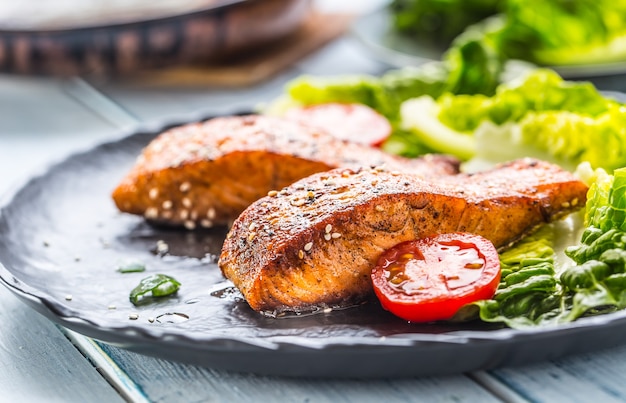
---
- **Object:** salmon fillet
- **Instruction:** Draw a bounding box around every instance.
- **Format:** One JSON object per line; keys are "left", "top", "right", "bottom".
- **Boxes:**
{"left": 218, "top": 158, "right": 588, "bottom": 314}
{"left": 112, "top": 115, "right": 460, "bottom": 229}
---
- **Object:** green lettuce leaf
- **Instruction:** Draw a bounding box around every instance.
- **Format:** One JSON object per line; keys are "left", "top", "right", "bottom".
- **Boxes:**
{"left": 498, "top": 0, "right": 626, "bottom": 65}
{"left": 469, "top": 167, "right": 626, "bottom": 328}
{"left": 401, "top": 69, "right": 626, "bottom": 170}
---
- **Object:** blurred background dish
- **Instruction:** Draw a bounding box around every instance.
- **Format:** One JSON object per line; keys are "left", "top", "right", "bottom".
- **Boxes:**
{"left": 0, "top": 0, "right": 312, "bottom": 76}
{"left": 352, "top": 2, "right": 626, "bottom": 79}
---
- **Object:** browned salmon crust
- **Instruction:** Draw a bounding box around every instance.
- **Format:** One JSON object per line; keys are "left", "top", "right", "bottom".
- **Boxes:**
{"left": 112, "top": 115, "right": 460, "bottom": 228}
{"left": 218, "top": 158, "right": 589, "bottom": 314}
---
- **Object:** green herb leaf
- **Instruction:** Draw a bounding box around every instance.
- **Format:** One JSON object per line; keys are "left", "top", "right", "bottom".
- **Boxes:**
{"left": 117, "top": 260, "right": 146, "bottom": 273}
{"left": 129, "top": 274, "right": 181, "bottom": 306}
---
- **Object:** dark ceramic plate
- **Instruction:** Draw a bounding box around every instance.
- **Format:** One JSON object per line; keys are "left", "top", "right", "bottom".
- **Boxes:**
{"left": 351, "top": 7, "right": 626, "bottom": 79}
{"left": 3, "top": 120, "right": 626, "bottom": 378}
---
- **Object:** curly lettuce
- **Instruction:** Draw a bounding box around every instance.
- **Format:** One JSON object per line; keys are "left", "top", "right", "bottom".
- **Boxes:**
{"left": 463, "top": 167, "right": 626, "bottom": 328}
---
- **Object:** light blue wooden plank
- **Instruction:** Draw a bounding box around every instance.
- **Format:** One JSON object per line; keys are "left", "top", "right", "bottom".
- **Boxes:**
{"left": 490, "top": 345, "right": 626, "bottom": 402}
{"left": 95, "top": 342, "right": 504, "bottom": 403}
{"left": 0, "top": 75, "right": 116, "bottom": 136}
{"left": 0, "top": 289, "right": 125, "bottom": 402}
{"left": 0, "top": 74, "right": 127, "bottom": 403}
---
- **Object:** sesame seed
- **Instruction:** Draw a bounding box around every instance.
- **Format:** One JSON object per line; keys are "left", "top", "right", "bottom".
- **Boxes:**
{"left": 391, "top": 171, "right": 401, "bottom": 176}
{"left": 200, "top": 219, "right": 213, "bottom": 228}
{"left": 375, "top": 205, "right": 384, "bottom": 212}
{"left": 561, "top": 201, "right": 570, "bottom": 208}
{"left": 307, "top": 191, "right": 315, "bottom": 199}
{"left": 325, "top": 224, "right": 332, "bottom": 233}
{"left": 156, "top": 240, "right": 169, "bottom": 254}
{"left": 148, "top": 188, "right": 159, "bottom": 199}
{"left": 279, "top": 189, "right": 288, "bottom": 195}
{"left": 179, "top": 182, "right": 191, "bottom": 192}
{"left": 298, "top": 250, "right": 304, "bottom": 259}
{"left": 323, "top": 307, "right": 332, "bottom": 313}
{"left": 304, "top": 242, "right": 313, "bottom": 252}
{"left": 162, "top": 200, "right": 173, "bottom": 209}
{"left": 65, "top": 294, "right": 73, "bottom": 301}
{"left": 331, "top": 232, "right": 342, "bottom": 239}
{"left": 145, "top": 207, "right": 158, "bottom": 219}
{"left": 182, "top": 197, "right": 192, "bottom": 208}
{"left": 190, "top": 210, "right": 198, "bottom": 220}
{"left": 184, "top": 220, "right": 196, "bottom": 230}
{"left": 572, "top": 198, "right": 579, "bottom": 206}
{"left": 248, "top": 232, "right": 256, "bottom": 242}
{"left": 207, "top": 208, "right": 216, "bottom": 220}
{"left": 268, "top": 190, "right": 278, "bottom": 197}
{"left": 324, "top": 233, "right": 331, "bottom": 241}
{"left": 371, "top": 180, "right": 379, "bottom": 186}
{"left": 249, "top": 223, "right": 258, "bottom": 231}
{"left": 341, "top": 171, "right": 351, "bottom": 178}
{"left": 291, "top": 199, "right": 306, "bottom": 207}
{"left": 108, "top": 305, "right": 116, "bottom": 310}
{"left": 261, "top": 202, "right": 268, "bottom": 208}
{"left": 148, "top": 317, "right": 155, "bottom": 323}
{"left": 129, "top": 313, "right": 139, "bottom": 320}
{"left": 179, "top": 210, "right": 189, "bottom": 220}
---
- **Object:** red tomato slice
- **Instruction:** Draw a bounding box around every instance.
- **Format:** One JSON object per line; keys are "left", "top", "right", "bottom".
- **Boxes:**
{"left": 284, "top": 103, "right": 392, "bottom": 147}
{"left": 371, "top": 233, "right": 501, "bottom": 323}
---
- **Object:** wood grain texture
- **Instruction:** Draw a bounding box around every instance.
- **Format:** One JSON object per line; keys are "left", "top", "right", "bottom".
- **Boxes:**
{"left": 491, "top": 346, "right": 626, "bottom": 403}
{"left": 95, "top": 342, "right": 502, "bottom": 403}
{"left": 0, "top": 288, "right": 124, "bottom": 402}
{"left": 0, "top": 74, "right": 126, "bottom": 403}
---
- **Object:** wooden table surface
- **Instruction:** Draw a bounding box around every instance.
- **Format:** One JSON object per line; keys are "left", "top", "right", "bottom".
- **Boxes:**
{"left": 4, "top": 3, "right": 626, "bottom": 402}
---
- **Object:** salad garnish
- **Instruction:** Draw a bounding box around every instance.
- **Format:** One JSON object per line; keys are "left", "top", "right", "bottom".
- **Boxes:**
{"left": 129, "top": 274, "right": 181, "bottom": 306}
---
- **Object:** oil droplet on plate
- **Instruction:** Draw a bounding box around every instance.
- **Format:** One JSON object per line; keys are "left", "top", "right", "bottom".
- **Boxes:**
{"left": 210, "top": 286, "right": 244, "bottom": 302}
{"left": 155, "top": 312, "right": 189, "bottom": 324}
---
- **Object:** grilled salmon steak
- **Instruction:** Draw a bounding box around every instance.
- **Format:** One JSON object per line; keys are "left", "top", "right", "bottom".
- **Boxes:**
{"left": 112, "top": 115, "right": 460, "bottom": 229}
{"left": 219, "top": 158, "right": 588, "bottom": 314}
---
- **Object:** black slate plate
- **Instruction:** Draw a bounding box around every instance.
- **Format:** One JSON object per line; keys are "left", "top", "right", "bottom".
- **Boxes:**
{"left": 3, "top": 123, "right": 626, "bottom": 378}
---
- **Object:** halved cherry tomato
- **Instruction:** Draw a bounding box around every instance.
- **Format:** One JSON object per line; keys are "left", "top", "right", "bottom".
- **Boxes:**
{"left": 371, "top": 233, "right": 501, "bottom": 323}
{"left": 284, "top": 103, "right": 392, "bottom": 147}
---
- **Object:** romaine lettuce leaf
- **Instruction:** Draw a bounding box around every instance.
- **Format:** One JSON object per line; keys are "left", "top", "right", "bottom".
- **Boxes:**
{"left": 400, "top": 96, "right": 476, "bottom": 160}
{"left": 389, "top": 0, "right": 504, "bottom": 47}
{"left": 401, "top": 69, "right": 626, "bottom": 170}
{"left": 498, "top": 0, "right": 626, "bottom": 65}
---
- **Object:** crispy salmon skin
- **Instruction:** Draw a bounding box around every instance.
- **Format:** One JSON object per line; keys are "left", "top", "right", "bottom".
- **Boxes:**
{"left": 112, "top": 115, "right": 459, "bottom": 228}
{"left": 218, "top": 159, "right": 588, "bottom": 314}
